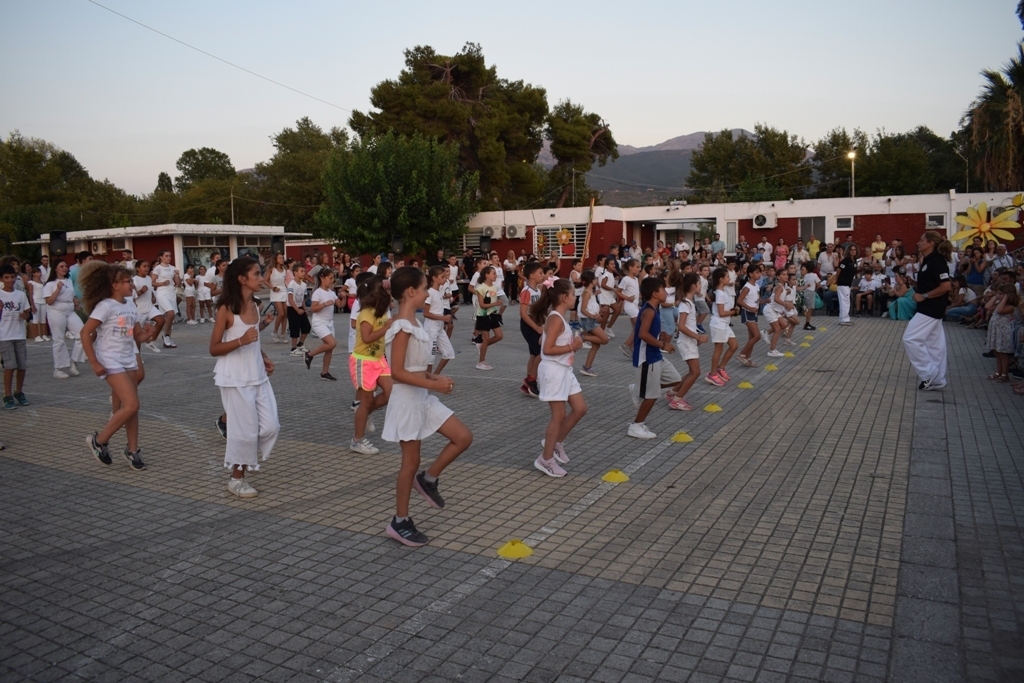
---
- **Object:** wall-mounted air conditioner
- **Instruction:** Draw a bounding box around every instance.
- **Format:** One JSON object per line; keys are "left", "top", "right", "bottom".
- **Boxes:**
{"left": 482, "top": 226, "right": 503, "bottom": 239}
{"left": 91, "top": 240, "right": 108, "bottom": 255}
{"left": 504, "top": 225, "right": 526, "bottom": 239}
{"left": 752, "top": 213, "right": 777, "bottom": 229}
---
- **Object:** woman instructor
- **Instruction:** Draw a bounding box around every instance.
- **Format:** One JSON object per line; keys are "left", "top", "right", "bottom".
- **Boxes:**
{"left": 903, "top": 231, "right": 952, "bottom": 391}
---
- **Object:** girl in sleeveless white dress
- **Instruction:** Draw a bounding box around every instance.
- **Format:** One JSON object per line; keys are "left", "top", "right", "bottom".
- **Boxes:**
{"left": 151, "top": 250, "right": 179, "bottom": 347}
{"left": 264, "top": 253, "right": 289, "bottom": 342}
{"left": 210, "top": 257, "right": 280, "bottom": 499}
{"left": 382, "top": 267, "right": 472, "bottom": 547}
{"left": 532, "top": 279, "right": 587, "bottom": 478}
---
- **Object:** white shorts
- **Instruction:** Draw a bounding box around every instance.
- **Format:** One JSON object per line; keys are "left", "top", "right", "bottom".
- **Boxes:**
{"left": 763, "top": 305, "right": 781, "bottom": 324}
{"left": 677, "top": 336, "right": 699, "bottom": 361}
{"left": 623, "top": 302, "right": 640, "bottom": 319}
{"left": 312, "top": 319, "right": 335, "bottom": 340}
{"left": 635, "top": 359, "right": 682, "bottom": 399}
{"left": 155, "top": 289, "right": 176, "bottom": 313}
{"left": 710, "top": 325, "right": 735, "bottom": 344}
{"left": 270, "top": 289, "right": 288, "bottom": 303}
{"left": 598, "top": 292, "right": 616, "bottom": 307}
{"left": 537, "top": 360, "right": 582, "bottom": 402}
{"left": 184, "top": 287, "right": 196, "bottom": 298}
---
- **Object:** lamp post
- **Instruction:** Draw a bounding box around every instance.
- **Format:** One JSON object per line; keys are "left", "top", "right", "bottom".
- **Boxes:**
{"left": 847, "top": 151, "right": 856, "bottom": 198}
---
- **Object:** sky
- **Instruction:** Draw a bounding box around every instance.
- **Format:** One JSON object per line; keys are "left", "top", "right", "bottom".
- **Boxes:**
{"left": 2, "top": 0, "right": 1022, "bottom": 196}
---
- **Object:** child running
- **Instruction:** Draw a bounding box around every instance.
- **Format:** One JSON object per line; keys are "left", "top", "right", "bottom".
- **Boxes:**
{"left": 618, "top": 259, "right": 641, "bottom": 355}
{"left": 78, "top": 261, "right": 151, "bottom": 470}
{"left": 304, "top": 268, "right": 339, "bottom": 381}
{"left": 0, "top": 264, "right": 32, "bottom": 410}
{"left": 578, "top": 269, "right": 609, "bottom": 377}
{"left": 349, "top": 276, "right": 394, "bottom": 455}
{"left": 627, "top": 277, "right": 681, "bottom": 439}
{"left": 209, "top": 257, "right": 280, "bottom": 498}
{"left": 707, "top": 267, "right": 738, "bottom": 385}
{"left": 532, "top": 278, "right": 587, "bottom": 477}
{"left": 737, "top": 263, "right": 763, "bottom": 367}
{"left": 151, "top": 250, "right": 179, "bottom": 347}
{"left": 669, "top": 272, "right": 707, "bottom": 411}
{"left": 474, "top": 265, "right": 503, "bottom": 370}
{"left": 423, "top": 266, "right": 455, "bottom": 376}
{"left": 762, "top": 269, "right": 792, "bottom": 358}
{"left": 286, "top": 262, "right": 310, "bottom": 356}
{"left": 383, "top": 267, "right": 472, "bottom": 547}
{"left": 518, "top": 262, "right": 545, "bottom": 396}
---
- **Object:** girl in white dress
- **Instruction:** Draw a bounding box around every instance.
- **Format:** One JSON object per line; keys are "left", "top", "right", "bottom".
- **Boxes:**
{"left": 43, "top": 260, "right": 85, "bottom": 378}
{"left": 264, "top": 252, "right": 289, "bottom": 342}
{"left": 132, "top": 260, "right": 161, "bottom": 354}
{"left": 151, "top": 250, "right": 180, "bottom": 347}
{"left": 196, "top": 265, "right": 213, "bottom": 322}
{"left": 79, "top": 261, "right": 152, "bottom": 470}
{"left": 383, "top": 267, "right": 472, "bottom": 547}
{"left": 531, "top": 278, "right": 587, "bottom": 478}
{"left": 209, "top": 257, "right": 279, "bottom": 499}
{"left": 183, "top": 264, "right": 198, "bottom": 324}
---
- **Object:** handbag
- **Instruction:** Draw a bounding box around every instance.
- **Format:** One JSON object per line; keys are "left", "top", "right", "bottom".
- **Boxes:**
{"left": 814, "top": 292, "right": 823, "bottom": 309}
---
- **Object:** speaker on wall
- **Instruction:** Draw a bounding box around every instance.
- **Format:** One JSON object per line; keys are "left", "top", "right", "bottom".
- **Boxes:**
{"left": 49, "top": 230, "right": 68, "bottom": 257}
{"left": 271, "top": 235, "right": 285, "bottom": 256}
{"left": 479, "top": 235, "right": 491, "bottom": 254}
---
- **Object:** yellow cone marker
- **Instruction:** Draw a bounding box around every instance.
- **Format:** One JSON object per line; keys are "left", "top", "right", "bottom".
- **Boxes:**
{"left": 800, "top": 342, "right": 811, "bottom": 348}
{"left": 671, "top": 430, "right": 694, "bottom": 443}
{"left": 738, "top": 381, "right": 754, "bottom": 389}
{"left": 602, "top": 469, "right": 630, "bottom": 483}
{"left": 804, "top": 335, "right": 815, "bottom": 340}
{"left": 765, "top": 364, "right": 779, "bottom": 371}
{"left": 784, "top": 352, "right": 795, "bottom": 358}
{"left": 818, "top": 327, "right": 827, "bottom": 332}
{"left": 704, "top": 403, "right": 722, "bottom": 413}
{"left": 497, "top": 539, "right": 534, "bottom": 559}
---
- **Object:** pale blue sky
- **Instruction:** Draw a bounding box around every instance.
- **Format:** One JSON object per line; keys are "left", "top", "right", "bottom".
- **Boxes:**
{"left": 2, "top": 0, "right": 1021, "bottom": 195}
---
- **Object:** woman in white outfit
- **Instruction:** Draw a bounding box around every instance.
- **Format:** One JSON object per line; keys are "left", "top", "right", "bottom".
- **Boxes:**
{"left": 151, "top": 250, "right": 180, "bottom": 348}
{"left": 264, "top": 252, "right": 289, "bottom": 342}
{"left": 43, "top": 260, "right": 85, "bottom": 378}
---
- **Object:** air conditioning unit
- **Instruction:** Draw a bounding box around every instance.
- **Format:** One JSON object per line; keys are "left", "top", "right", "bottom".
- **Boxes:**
{"left": 504, "top": 225, "right": 526, "bottom": 239}
{"left": 990, "top": 206, "right": 1016, "bottom": 221}
{"left": 91, "top": 240, "right": 108, "bottom": 255}
{"left": 752, "top": 213, "right": 777, "bottom": 229}
{"left": 482, "top": 226, "right": 503, "bottom": 239}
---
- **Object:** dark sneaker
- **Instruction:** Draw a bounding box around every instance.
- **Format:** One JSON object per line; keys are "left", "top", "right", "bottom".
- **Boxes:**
{"left": 320, "top": 372, "right": 337, "bottom": 381}
{"left": 87, "top": 433, "right": 112, "bottom": 465}
{"left": 3, "top": 396, "right": 15, "bottom": 410}
{"left": 215, "top": 417, "right": 227, "bottom": 440}
{"left": 13, "top": 392, "right": 29, "bottom": 406}
{"left": 982, "top": 351, "right": 995, "bottom": 358}
{"left": 350, "top": 400, "right": 361, "bottom": 411}
{"left": 304, "top": 351, "right": 313, "bottom": 369}
{"left": 386, "top": 517, "right": 428, "bottom": 547}
{"left": 803, "top": 323, "right": 816, "bottom": 330}
{"left": 413, "top": 471, "right": 445, "bottom": 509}
{"left": 124, "top": 447, "right": 146, "bottom": 471}
{"left": 528, "top": 379, "right": 540, "bottom": 397}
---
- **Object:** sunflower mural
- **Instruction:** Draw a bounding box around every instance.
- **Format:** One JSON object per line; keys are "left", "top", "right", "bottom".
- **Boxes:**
{"left": 952, "top": 200, "right": 1021, "bottom": 245}
{"left": 556, "top": 227, "right": 575, "bottom": 255}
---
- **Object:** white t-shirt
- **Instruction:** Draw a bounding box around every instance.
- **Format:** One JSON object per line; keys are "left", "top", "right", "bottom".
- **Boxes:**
{"left": 29, "top": 280, "right": 46, "bottom": 305}
{"left": 348, "top": 298, "right": 362, "bottom": 351}
{"left": 132, "top": 276, "right": 153, "bottom": 315}
{"left": 620, "top": 276, "right": 640, "bottom": 306}
{"left": 310, "top": 287, "right": 336, "bottom": 324}
{"left": 740, "top": 282, "right": 759, "bottom": 311}
{"left": 803, "top": 273, "right": 821, "bottom": 293}
{"left": 89, "top": 297, "right": 138, "bottom": 368}
{"left": 698, "top": 275, "right": 708, "bottom": 298}
{"left": 673, "top": 241, "right": 691, "bottom": 256}
{"left": 448, "top": 265, "right": 459, "bottom": 288}
{"left": 710, "top": 289, "right": 734, "bottom": 329}
{"left": 367, "top": 264, "right": 379, "bottom": 274}
{"left": 183, "top": 274, "right": 197, "bottom": 296}
{"left": 818, "top": 252, "right": 836, "bottom": 275}
{"left": 664, "top": 286, "right": 676, "bottom": 307}
{"left": 152, "top": 264, "right": 177, "bottom": 292}
{"left": 961, "top": 287, "right": 978, "bottom": 304}
{"left": 425, "top": 288, "right": 446, "bottom": 317}
{"left": 287, "top": 280, "right": 307, "bottom": 310}
{"left": 43, "top": 279, "right": 74, "bottom": 309}
{"left": 344, "top": 277, "right": 358, "bottom": 298}
{"left": 759, "top": 242, "right": 773, "bottom": 258}
{"left": 858, "top": 277, "right": 879, "bottom": 292}
{"left": 726, "top": 269, "right": 738, "bottom": 285}
{"left": 0, "top": 288, "right": 30, "bottom": 341}
{"left": 677, "top": 298, "right": 697, "bottom": 333}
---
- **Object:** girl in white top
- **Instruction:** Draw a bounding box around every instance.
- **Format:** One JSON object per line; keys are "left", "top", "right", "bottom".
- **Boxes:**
{"left": 595, "top": 257, "right": 618, "bottom": 338}
{"left": 196, "top": 265, "right": 213, "bottom": 322}
{"left": 568, "top": 259, "right": 583, "bottom": 324}
{"left": 79, "top": 261, "right": 153, "bottom": 471}
{"left": 131, "top": 260, "right": 161, "bottom": 354}
{"left": 763, "top": 269, "right": 793, "bottom": 357}
{"left": 28, "top": 266, "right": 49, "bottom": 342}
{"left": 578, "top": 270, "right": 609, "bottom": 377}
{"left": 618, "top": 259, "right": 642, "bottom": 354}
{"left": 708, "top": 267, "right": 738, "bottom": 386}
{"left": 304, "top": 269, "right": 339, "bottom": 380}
{"left": 799, "top": 262, "right": 820, "bottom": 331}
{"left": 286, "top": 263, "right": 310, "bottom": 355}
{"left": 344, "top": 264, "right": 361, "bottom": 311}
{"left": 382, "top": 267, "right": 470, "bottom": 548}
{"left": 151, "top": 250, "right": 180, "bottom": 348}
{"left": 696, "top": 264, "right": 711, "bottom": 329}
{"left": 423, "top": 266, "right": 455, "bottom": 376}
{"left": 670, "top": 272, "right": 708, "bottom": 412}
{"left": 532, "top": 278, "right": 586, "bottom": 479}
{"left": 210, "top": 256, "right": 279, "bottom": 499}
{"left": 183, "top": 264, "right": 198, "bottom": 324}
{"left": 209, "top": 259, "right": 228, "bottom": 304}
{"left": 780, "top": 267, "right": 800, "bottom": 344}
{"left": 43, "top": 260, "right": 86, "bottom": 378}
{"left": 264, "top": 252, "right": 289, "bottom": 343}
{"left": 737, "top": 263, "right": 764, "bottom": 367}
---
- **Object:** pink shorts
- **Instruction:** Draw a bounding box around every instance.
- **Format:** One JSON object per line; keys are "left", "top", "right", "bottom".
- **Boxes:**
{"left": 349, "top": 355, "right": 391, "bottom": 392}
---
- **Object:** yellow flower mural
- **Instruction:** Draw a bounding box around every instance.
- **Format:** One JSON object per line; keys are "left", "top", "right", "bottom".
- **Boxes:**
{"left": 952, "top": 201, "right": 1020, "bottom": 244}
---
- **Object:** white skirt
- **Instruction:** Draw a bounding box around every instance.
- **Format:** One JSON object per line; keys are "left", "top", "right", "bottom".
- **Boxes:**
{"left": 537, "top": 360, "right": 581, "bottom": 402}
{"left": 382, "top": 383, "right": 453, "bottom": 442}
{"left": 155, "top": 288, "right": 177, "bottom": 313}
{"left": 270, "top": 288, "right": 289, "bottom": 303}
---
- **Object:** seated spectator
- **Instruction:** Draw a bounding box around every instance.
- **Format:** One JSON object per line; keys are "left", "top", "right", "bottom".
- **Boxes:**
{"left": 887, "top": 272, "right": 917, "bottom": 321}
{"left": 946, "top": 274, "right": 979, "bottom": 322}
{"left": 855, "top": 272, "right": 879, "bottom": 316}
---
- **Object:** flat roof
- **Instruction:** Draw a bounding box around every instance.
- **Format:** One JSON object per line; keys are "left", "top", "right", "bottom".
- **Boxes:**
{"left": 21, "top": 224, "right": 311, "bottom": 245}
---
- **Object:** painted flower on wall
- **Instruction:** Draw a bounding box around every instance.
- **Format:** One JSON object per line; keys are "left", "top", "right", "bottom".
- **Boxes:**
{"left": 952, "top": 201, "right": 1020, "bottom": 244}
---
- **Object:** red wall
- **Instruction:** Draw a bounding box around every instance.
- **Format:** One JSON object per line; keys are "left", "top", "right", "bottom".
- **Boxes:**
{"left": 744, "top": 217, "right": 800, "bottom": 247}
{"left": 131, "top": 236, "right": 174, "bottom": 265}
{"left": 585, "top": 220, "right": 624, "bottom": 266}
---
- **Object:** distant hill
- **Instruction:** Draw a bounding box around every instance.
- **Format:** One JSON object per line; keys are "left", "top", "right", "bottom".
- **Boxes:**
{"left": 617, "top": 129, "right": 752, "bottom": 156}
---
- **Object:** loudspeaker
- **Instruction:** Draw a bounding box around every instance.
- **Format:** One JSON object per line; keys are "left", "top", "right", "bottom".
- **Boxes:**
{"left": 271, "top": 235, "right": 285, "bottom": 256}
{"left": 479, "top": 235, "right": 491, "bottom": 254}
{"left": 50, "top": 230, "right": 68, "bottom": 257}
{"left": 391, "top": 235, "right": 404, "bottom": 256}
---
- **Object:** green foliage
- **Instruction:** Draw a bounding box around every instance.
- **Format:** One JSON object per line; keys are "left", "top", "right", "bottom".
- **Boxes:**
{"left": 545, "top": 100, "right": 618, "bottom": 207}
{"left": 155, "top": 172, "right": 173, "bottom": 193}
{"left": 811, "top": 127, "right": 868, "bottom": 197}
{"left": 317, "top": 131, "right": 479, "bottom": 257}
{"left": 856, "top": 130, "right": 934, "bottom": 196}
{"left": 686, "top": 125, "right": 810, "bottom": 202}
{"left": 963, "top": 42, "right": 1024, "bottom": 191}
{"left": 174, "top": 147, "right": 235, "bottom": 191}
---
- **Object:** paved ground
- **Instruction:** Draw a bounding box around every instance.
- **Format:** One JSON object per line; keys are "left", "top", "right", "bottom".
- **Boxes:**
{"left": 0, "top": 304, "right": 1021, "bottom": 683}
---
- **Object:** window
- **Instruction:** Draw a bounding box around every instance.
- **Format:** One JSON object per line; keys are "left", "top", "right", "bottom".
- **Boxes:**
{"left": 725, "top": 221, "right": 737, "bottom": 253}
{"left": 534, "top": 225, "right": 586, "bottom": 258}
{"left": 112, "top": 238, "right": 128, "bottom": 251}
{"left": 836, "top": 216, "right": 853, "bottom": 231}
{"left": 243, "top": 236, "right": 271, "bottom": 246}
{"left": 926, "top": 213, "right": 945, "bottom": 229}
{"left": 182, "top": 235, "right": 229, "bottom": 247}
{"left": 459, "top": 228, "right": 482, "bottom": 254}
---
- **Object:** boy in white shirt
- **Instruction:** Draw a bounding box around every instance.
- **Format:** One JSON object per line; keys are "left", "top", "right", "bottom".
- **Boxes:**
{"left": 855, "top": 272, "right": 879, "bottom": 316}
{"left": 0, "top": 264, "right": 32, "bottom": 409}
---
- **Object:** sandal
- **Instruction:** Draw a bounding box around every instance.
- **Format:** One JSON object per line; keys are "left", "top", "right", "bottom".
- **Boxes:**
{"left": 987, "top": 373, "right": 1009, "bottom": 382}
{"left": 1012, "top": 383, "right": 1024, "bottom": 395}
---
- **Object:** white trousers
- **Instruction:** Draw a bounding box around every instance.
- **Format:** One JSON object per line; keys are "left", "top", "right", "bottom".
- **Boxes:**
{"left": 219, "top": 381, "right": 280, "bottom": 471}
{"left": 424, "top": 320, "right": 455, "bottom": 360}
{"left": 902, "top": 313, "right": 947, "bottom": 386}
{"left": 837, "top": 286, "right": 851, "bottom": 323}
{"left": 46, "top": 306, "right": 85, "bottom": 369}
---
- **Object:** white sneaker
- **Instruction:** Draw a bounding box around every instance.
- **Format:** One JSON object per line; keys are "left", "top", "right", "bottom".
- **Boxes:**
{"left": 65, "top": 331, "right": 74, "bottom": 340}
{"left": 367, "top": 417, "right": 376, "bottom": 433}
{"left": 43, "top": 335, "right": 51, "bottom": 341}
{"left": 760, "top": 329, "right": 770, "bottom": 345}
{"left": 767, "top": 349, "right": 785, "bottom": 358}
{"left": 144, "top": 342, "right": 161, "bottom": 353}
{"left": 68, "top": 362, "right": 80, "bottom": 376}
{"left": 475, "top": 362, "right": 493, "bottom": 370}
{"left": 199, "top": 317, "right": 206, "bottom": 323}
{"left": 606, "top": 329, "right": 616, "bottom": 339}
{"left": 350, "top": 438, "right": 380, "bottom": 455}
{"left": 53, "top": 369, "right": 70, "bottom": 379}
{"left": 289, "top": 347, "right": 304, "bottom": 356}
{"left": 34, "top": 336, "right": 44, "bottom": 343}
{"left": 627, "top": 383, "right": 640, "bottom": 410}
{"left": 620, "top": 343, "right": 631, "bottom": 357}
{"left": 163, "top": 336, "right": 176, "bottom": 348}
{"left": 581, "top": 341, "right": 592, "bottom": 349}
{"left": 534, "top": 455, "right": 567, "bottom": 477}
{"left": 186, "top": 320, "right": 198, "bottom": 325}
{"left": 541, "top": 438, "right": 570, "bottom": 464}
{"left": 627, "top": 422, "right": 657, "bottom": 440}
{"left": 782, "top": 338, "right": 795, "bottom": 346}
{"left": 227, "top": 478, "right": 258, "bottom": 498}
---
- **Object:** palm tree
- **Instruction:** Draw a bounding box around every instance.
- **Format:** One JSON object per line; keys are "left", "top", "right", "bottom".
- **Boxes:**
{"left": 964, "top": 42, "right": 1024, "bottom": 191}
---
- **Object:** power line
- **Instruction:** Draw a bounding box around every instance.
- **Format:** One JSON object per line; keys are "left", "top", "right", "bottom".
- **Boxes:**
{"left": 85, "top": 0, "right": 350, "bottom": 112}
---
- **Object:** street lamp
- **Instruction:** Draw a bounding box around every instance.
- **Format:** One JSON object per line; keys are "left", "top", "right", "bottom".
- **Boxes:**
{"left": 847, "top": 151, "right": 856, "bottom": 198}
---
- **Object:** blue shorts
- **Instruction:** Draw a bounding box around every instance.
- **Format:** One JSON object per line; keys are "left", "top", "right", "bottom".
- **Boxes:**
{"left": 580, "top": 317, "right": 598, "bottom": 332}
{"left": 659, "top": 307, "right": 678, "bottom": 336}
{"left": 740, "top": 309, "right": 758, "bottom": 323}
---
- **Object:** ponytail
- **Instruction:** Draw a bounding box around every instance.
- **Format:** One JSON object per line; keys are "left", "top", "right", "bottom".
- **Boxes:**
{"left": 529, "top": 278, "right": 573, "bottom": 325}
{"left": 923, "top": 231, "right": 953, "bottom": 260}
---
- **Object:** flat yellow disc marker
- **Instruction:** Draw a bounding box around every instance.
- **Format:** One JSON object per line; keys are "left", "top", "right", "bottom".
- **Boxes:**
{"left": 800, "top": 342, "right": 811, "bottom": 348}
{"left": 804, "top": 335, "right": 815, "bottom": 340}
{"left": 784, "top": 352, "right": 795, "bottom": 358}
{"left": 738, "top": 381, "right": 754, "bottom": 389}
{"left": 704, "top": 403, "right": 722, "bottom": 412}
{"left": 602, "top": 469, "right": 630, "bottom": 483}
{"left": 497, "top": 539, "right": 534, "bottom": 559}
{"left": 765, "top": 364, "right": 779, "bottom": 371}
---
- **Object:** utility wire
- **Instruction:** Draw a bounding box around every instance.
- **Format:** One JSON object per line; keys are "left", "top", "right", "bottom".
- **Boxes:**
{"left": 85, "top": 0, "right": 350, "bottom": 112}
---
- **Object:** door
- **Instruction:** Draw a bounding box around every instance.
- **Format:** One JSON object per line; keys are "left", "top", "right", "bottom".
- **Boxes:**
{"left": 800, "top": 217, "right": 825, "bottom": 244}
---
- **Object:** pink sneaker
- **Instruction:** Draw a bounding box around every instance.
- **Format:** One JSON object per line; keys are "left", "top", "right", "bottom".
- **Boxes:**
{"left": 669, "top": 397, "right": 694, "bottom": 411}
{"left": 717, "top": 369, "right": 731, "bottom": 382}
{"left": 541, "top": 438, "right": 570, "bottom": 464}
{"left": 705, "top": 373, "right": 725, "bottom": 387}
{"left": 534, "top": 455, "right": 567, "bottom": 477}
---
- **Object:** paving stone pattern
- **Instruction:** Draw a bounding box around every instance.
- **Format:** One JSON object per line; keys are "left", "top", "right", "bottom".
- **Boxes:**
{"left": 1, "top": 307, "right": 1021, "bottom": 682}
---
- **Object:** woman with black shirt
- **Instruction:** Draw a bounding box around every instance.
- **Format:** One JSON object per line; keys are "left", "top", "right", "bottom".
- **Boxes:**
{"left": 836, "top": 244, "right": 858, "bottom": 326}
{"left": 903, "top": 231, "right": 953, "bottom": 391}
